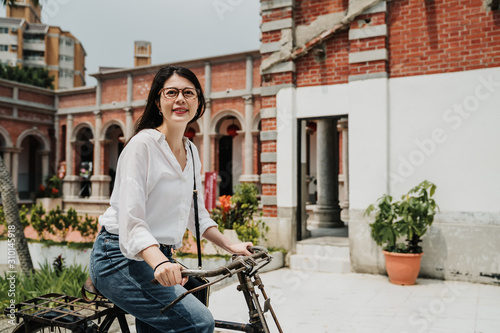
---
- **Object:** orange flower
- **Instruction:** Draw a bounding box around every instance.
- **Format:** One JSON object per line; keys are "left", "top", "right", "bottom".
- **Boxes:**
{"left": 219, "top": 195, "right": 232, "bottom": 213}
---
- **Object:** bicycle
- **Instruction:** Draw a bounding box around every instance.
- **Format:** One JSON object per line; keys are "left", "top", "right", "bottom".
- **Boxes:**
{"left": 4, "top": 246, "right": 283, "bottom": 333}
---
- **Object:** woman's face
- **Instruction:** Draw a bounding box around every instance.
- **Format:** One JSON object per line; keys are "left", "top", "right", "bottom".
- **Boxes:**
{"left": 158, "top": 74, "right": 199, "bottom": 127}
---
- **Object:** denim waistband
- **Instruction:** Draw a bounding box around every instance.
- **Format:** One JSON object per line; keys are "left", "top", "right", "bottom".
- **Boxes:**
{"left": 100, "top": 227, "right": 173, "bottom": 252}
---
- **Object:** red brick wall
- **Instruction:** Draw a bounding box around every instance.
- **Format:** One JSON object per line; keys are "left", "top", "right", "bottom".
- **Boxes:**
{"left": 18, "top": 90, "right": 54, "bottom": 105}
{"left": 212, "top": 61, "right": 247, "bottom": 92}
{"left": 0, "top": 86, "right": 12, "bottom": 98}
{"left": 253, "top": 58, "right": 262, "bottom": 90}
{"left": 0, "top": 106, "right": 11, "bottom": 117}
{"left": 211, "top": 98, "right": 245, "bottom": 116}
{"left": 101, "top": 78, "right": 127, "bottom": 104}
{"left": 296, "top": 31, "right": 350, "bottom": 87}
{"left": 133, "top": 73, "right": 155, "bottom": 101}
{"left": 388, "top": 0, "right": 500, "bottom": 77}
{"left": 188, "top": 66, "right": 205, "bottom": 92}
{"left": 17, "top": 110, "right": 53, "bottom": 123}
{"left": 295, "top": 0, "right": 348, "bottom": 25}
{"left": 59, "top": 92, "right": 96, "bottom": 108}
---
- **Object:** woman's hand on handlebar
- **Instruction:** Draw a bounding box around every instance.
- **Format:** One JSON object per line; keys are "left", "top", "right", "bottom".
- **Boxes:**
{"left": 228, "top": 242, "right": 254, "bottom": 256}
{"left": 154, "top": 262, "right": 188, "bottom": 287}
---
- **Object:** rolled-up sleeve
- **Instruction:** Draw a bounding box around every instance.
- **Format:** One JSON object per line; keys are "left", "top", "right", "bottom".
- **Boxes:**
{"left": 116, "top": 140, "right": 158, "bottom": 260}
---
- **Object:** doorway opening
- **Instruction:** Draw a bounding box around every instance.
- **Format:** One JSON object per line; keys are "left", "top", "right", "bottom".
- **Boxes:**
{"left": 296, "top": 116, "right": 349, "bottom": 241}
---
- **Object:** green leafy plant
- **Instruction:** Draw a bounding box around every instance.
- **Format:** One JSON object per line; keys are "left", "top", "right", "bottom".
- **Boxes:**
{"left": 0, "top": 257, "right": 88, "bottom": 309}
{"left": 210, "top": 183, "right": 269, "bottom": 245}
{"left": 28, "top": 204, "right": 98, "bottom": 242}
{"left": 0, "top": 63, "right": 54, "bottom": 89}
{"left": 365, "top": 180, "right": 439, "bottom": 254}
{"left": 37, "top": 175, "right": 62, "bottom": 198}
{"left": 0, "top": 205, "right": 29, "bottom": 236}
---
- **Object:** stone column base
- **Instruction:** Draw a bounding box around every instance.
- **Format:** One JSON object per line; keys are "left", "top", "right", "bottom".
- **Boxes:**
{"left": 62, "top": 175, "right": 81, "bottom": 199}
{"left": 309, "top": 205, "right": 344, "bottom": 228}
{"left": 90, "top": 175, "right": 112, "bottom": 200}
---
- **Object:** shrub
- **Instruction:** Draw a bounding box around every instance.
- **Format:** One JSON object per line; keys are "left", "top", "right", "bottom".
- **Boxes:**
{"left": 0, "top": 256, "right": 88, "bottom": 309}
{"left": 210, "top": 183, "right": 268, "bottom": 245}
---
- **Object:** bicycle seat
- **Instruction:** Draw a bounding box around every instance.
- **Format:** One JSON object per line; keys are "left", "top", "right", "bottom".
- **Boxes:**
{"left": 81, "top": 277, "right": 103, "bottom": 302}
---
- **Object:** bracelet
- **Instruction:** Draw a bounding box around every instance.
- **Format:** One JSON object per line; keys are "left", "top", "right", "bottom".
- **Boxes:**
{"left": 154, "top": 260, "right": 170, "bottom": 272}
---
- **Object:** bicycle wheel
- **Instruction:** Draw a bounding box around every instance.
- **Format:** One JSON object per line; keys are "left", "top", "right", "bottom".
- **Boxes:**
{"left": 12, "top": 310, "right": 98, "bottom": 333}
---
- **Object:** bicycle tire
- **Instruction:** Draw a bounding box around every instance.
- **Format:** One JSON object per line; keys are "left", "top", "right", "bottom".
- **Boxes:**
{"left": 12, "top": 310, "right": 98, "bottom": 333}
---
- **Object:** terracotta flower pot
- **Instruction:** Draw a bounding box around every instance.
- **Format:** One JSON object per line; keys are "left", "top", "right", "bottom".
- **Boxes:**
{"left": 383, "top": 251, "right": 423, "bottom": 285}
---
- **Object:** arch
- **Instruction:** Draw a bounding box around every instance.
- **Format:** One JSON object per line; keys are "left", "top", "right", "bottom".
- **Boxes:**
{"left": 101, "top": 120, "right": 126, "bottom": 141}
{"left": 0, "top": 125, "right": 13, "bottom": 148}
{"left": 72, "top": 122, "right": 95, "bottom": 142}
{"left": 210, "top": 110, "right": 245, "bottom": 134}
{"left": 16, "top": 128, "right": 50, "bottom": 151}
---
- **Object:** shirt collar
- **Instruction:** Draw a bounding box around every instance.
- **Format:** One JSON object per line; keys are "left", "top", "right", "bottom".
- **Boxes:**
{"left": 144, "top": 128, "right": 190, "bottom": 149}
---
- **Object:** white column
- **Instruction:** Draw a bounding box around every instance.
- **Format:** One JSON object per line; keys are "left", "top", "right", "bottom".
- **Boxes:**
{"left": 54, "top": 113, "right": 60, "bottom": 169}
{"left": 338, "top": 118, "right": 349, "bottom": 209}
{"left": 240, "top": 95, "right": 259, "bottom": 183}
{"left": 65, "top": 114, "right": 74, "bottom": 176}
{"left": 93, "top": 111, "right": 102, "bottom": 176}
{"left": 239, "top": 55, "right": 259, "bottom": 183}
{"left": 203, "top": 62, "right": 212, "bottom": 173}
{"left": 90, "top": 111, "right": 111, "bottom": 199}
{"left": 125, "top": 108, "right": 134, "bottom": 141}
{"left": 311, "top": 118, "right": 344, "bottom": 228}
{"left": 41, "top": 150, "right": 50, "bottom": 183}
{"left": 63, "top": 114, "right": 79, "bottom": 198}
{"left": 3, "top": 149, "right": 12, "bottom": 174}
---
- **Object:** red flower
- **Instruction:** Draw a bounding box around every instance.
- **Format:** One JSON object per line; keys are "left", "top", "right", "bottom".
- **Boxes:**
{"left": 219, "top": 195, "right": 232, "bottom": 213}
{"left": 51, "top": 188, "right": 59, "bottom": 195}
{"left": 39, "top": 184, "right": 45, "bottom": 192}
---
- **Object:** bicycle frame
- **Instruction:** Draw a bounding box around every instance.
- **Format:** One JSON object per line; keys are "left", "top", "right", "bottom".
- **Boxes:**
{"left": 5, "top": 247, "right": 283, "bottom": 333}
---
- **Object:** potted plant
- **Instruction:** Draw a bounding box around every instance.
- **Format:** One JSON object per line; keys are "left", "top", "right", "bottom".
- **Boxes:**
{"left": 365, "top": 180, "right": 438, "bottom": 285}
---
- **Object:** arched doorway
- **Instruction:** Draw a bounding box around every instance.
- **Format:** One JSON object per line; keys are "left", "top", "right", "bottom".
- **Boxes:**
{"left": 18, "top": 136, "right": 42, "bottom": 200}
{"left": 75, "top": 127, "right": 94, "bottom": 197}
{"left": 104, "top": 124, "right": 124, "bottom": 194}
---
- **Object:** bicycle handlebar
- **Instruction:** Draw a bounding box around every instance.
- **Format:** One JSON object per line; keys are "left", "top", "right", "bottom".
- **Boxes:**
{"left": 182, "top": 246, "right": 269, "bottom": 278}
{"left": 151, "top": 246, "right": 270, "bottom": 285}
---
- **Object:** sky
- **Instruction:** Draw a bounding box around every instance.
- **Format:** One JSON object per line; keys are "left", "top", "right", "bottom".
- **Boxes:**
{"left": 1, "top": 0, "right": 261, "bottom": 86}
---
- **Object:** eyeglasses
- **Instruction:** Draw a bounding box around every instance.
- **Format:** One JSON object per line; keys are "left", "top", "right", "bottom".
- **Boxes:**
{"left": 158, "top": 87, "right": 199, "bottom": 100}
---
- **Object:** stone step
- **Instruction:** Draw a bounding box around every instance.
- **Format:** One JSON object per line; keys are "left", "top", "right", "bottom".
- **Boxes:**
{"left": 289, "top": 236, "right": 351, "bottom": 273}
{"left": 289, "top": 255, "right": 351, "bottom": 273}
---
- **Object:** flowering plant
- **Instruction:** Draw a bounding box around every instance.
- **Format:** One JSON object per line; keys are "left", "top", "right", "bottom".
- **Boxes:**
{"left": 37, "top": 175, "right": 62, "bottom": 198}
{"left": 210, "top": 184, "right": 268, "bottom": 245}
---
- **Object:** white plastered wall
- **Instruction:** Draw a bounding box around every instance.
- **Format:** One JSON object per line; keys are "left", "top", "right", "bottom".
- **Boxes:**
{"left": 274, "top": 67, "right": 500, "bottom": 284}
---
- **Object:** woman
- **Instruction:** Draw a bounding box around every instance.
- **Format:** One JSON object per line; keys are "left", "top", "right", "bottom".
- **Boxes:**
{"left": 90, "top": 65, "right": 252, "bottom": 333}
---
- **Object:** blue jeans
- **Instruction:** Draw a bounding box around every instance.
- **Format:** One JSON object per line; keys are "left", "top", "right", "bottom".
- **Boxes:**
{"left": 90, "top": 228, "right": 214, "bottom": 333}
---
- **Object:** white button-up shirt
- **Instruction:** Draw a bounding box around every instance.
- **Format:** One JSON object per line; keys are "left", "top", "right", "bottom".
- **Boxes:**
{"left": 99, "top": 129, "right": 217, "bottom": 260}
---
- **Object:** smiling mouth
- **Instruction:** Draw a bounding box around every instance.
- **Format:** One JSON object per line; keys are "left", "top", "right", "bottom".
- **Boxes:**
{"left": 173, "top": 109, "right": 188, "bottom": 114}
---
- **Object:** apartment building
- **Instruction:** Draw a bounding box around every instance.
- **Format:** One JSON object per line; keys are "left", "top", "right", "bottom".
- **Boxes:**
{"left": 0, "top": 0, "right": 86, "bottom": 89}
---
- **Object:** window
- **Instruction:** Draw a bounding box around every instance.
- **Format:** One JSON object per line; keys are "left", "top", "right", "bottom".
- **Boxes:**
{"left": 0, "top": 27, "right": 9, "bottom": 34}
{"left": 59, "top": 55, "right": 73, "bottom": 62}
{"left": 0, "top": 45, "right": 8, "bottom": 52}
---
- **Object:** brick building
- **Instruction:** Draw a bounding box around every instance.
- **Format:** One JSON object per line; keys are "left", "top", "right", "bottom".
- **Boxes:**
{"left": 0, "top": 0, "right": 86, "bottom": 89}
{"left": 259, "top": 0, "right": 500, "bottom": 284}
{"left": 0, "top": 0, "right": 499, "bottom": 284}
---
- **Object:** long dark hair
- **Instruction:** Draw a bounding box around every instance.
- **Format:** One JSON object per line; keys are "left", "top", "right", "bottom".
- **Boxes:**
{"left": 134, "top": 65, "right": 206, "bottom": 135}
